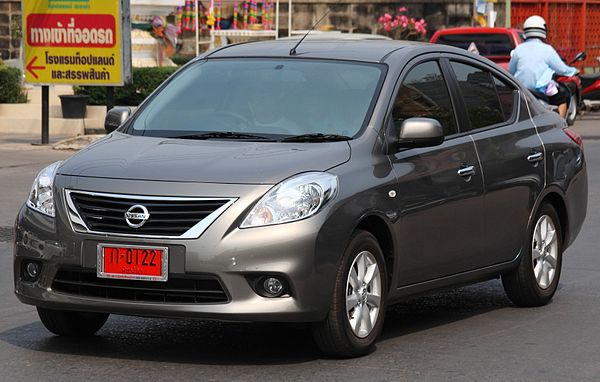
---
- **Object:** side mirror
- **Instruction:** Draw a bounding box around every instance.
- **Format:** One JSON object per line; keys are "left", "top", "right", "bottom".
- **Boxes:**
{"left": 104, "top": 107, "right": 131, "bottom": 133}
{"left": 571, "top": 52, "right": 587, "bottom": 64}
{"left": 398, "top": 118, "right": 444, "bottom": 148}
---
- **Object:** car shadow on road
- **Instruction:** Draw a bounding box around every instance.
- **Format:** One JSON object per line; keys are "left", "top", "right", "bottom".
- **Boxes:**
{"left": 380, "top": 280, "right": 513, "bottom": 341}
{"left": 0, "top": 280, "right": 514, "bottom": 364}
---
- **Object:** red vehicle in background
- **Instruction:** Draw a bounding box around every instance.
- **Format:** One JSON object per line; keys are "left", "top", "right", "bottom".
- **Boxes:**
{"left": 430, "top": 27, "right": 523, "bottom": 71}
{"left": 581, "top": 56, "right": 600, "bottom": 105}
{"left": 431, "top": 27, "right": 583, "bottom": 125}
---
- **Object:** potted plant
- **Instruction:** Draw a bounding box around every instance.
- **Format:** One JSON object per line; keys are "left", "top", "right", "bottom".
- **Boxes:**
{"left": 59, "top": 93, "right": 90, "bottom": 119}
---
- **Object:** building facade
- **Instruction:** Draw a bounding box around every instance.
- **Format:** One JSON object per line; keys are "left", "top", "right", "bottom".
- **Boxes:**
{"left": 0, "top": 0, "right": 21, "bottom": 60}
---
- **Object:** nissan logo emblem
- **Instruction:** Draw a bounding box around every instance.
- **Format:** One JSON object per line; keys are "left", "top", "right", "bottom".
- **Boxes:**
{"left": 125, "top": 204, "right": 150, "bottom": 228}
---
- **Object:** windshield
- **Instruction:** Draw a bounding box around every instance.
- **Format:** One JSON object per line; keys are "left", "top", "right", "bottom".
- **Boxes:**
{"left": 437, "top": 33, "right": 515, "bottom": 56}
{"left": 128, "top": 59, "right": 384, "bottom": 140}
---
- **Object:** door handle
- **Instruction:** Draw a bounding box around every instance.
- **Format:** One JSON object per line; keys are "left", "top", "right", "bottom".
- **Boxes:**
{"left": 457, "top": 165, "right": 476, "bottom": 178}
{"left": 527, "top": 152, "right": 544, "bottom": 163}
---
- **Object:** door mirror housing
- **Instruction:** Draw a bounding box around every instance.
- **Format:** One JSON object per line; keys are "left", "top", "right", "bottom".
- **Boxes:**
{"left": 104, "top": 107, "right": 131, "bottom": 133}
{"left": 572, "top": 52, "right": 587, "bottom": 64}
{"left": 397, "top": 118, "right": 444, "bottom": 148}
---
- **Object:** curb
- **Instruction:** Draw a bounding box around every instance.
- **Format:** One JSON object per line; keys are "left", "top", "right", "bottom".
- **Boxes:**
{"left": 52, "top": 134, "right": 105, "bottom": 150}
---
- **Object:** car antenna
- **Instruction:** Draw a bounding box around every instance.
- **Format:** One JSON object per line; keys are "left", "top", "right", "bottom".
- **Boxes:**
{"left": 289, "top": 3, "right": 337, "bottom": 56}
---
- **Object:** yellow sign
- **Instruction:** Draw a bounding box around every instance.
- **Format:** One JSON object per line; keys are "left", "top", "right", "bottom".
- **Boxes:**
{"left": 23, "top": 0, "right": 130, "bottom": 86}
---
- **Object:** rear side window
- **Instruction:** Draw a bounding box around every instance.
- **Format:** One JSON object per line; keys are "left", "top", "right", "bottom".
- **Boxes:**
{"left": 493, "top": 76, "right": 517, "bottom": 121}
{"left": 450, "top": 61, "right": 516, "bottom": 130}
{"left": 436, "top": 33, "right": 514, "bottom": 57}
{"left": 392, "top": 61, "right": 457, "bottom": 136}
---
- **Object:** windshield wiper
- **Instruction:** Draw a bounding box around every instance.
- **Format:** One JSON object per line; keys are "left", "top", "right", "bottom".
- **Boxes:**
{"left": 171, "top": 131, "right": 275, "bottom": 141}
{"left": 281, "top": 133, "right": 352, "bottom": 142}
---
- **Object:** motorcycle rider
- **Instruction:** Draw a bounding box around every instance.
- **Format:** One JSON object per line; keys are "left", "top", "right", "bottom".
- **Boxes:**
{"left": 509, "top": 15, "right": 578, "bottom": 118}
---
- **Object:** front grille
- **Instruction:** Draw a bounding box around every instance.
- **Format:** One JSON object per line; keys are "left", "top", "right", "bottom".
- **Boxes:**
{"left": 52, "top": 269, "right": 229, "bottom": 304}
{"left": 66, "top": 191, "right": 234, "bottom": 238}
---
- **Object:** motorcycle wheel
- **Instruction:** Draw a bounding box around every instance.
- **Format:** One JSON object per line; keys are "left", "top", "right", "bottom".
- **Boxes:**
{"left": 566, "top": 94, "right": 578, "bottom": 126}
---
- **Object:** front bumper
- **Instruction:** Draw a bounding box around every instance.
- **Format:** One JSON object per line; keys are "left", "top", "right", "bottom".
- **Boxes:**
{"left": 13, "top": 177, "right": 346, "bottom": 323}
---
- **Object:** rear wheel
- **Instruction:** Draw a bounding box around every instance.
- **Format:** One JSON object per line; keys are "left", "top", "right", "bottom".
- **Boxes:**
{"left": 502, "top": 203, "right": 563, "bottom": 307}
{"left": 311, "top": 230, "right": 387, "bottom": 358}
{"left": 566, "top": 93, "right": 578, "bottom": 125}
{"left": 37, "top": 307, "right": 109, "bottom": 337}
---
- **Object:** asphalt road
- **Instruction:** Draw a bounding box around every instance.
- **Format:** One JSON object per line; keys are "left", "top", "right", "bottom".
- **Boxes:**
{"left": 1, "top": 134, "right": 599, "bottom": 381}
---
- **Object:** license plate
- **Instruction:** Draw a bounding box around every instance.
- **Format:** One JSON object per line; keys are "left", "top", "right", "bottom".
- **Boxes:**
{"left": 97, "top": 244, "right": 168, "bottom": 282}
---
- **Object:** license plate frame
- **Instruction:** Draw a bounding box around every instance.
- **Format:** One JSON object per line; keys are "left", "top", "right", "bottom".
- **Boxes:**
{"left": 97, "top": 244, "right": 169, "bottom": 282}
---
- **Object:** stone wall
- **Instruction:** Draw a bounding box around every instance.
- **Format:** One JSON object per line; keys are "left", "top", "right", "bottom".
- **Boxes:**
{"left": 0, "top": 1, "right": 21, "bottom": 60}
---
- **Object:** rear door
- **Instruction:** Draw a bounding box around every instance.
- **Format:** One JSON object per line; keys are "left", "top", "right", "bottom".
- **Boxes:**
{"left": 444, "top": 57, "right": 545, "bottom": 265}
{"left": 385, "top": 57, "right": 486, "bottom": 286}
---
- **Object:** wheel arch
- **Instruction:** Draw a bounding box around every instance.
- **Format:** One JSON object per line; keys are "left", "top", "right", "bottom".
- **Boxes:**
{"left": 354, "top": 214, "right": 395, "bottom": 291}
{"left": 535, "top": 189, "right": 569, "bottom": 245}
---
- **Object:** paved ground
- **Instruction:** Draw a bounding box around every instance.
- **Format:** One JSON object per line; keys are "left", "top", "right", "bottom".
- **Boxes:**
{"left": 0, "top": 116, "right": 599, "bottom": 381}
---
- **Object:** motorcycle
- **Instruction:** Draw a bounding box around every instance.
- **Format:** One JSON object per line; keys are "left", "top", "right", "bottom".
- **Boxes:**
{"left": 531, "top": 52, "right": 586, "bottom": 125}
{"left": 555, "top": 51, "right": 586, "bottom": 125}
{"left": 580, "top": 56, "right": 600, "bottom": 111}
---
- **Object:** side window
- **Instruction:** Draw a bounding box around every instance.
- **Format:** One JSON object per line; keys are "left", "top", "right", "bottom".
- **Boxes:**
{"left": 493, "top": 76, "right": 518, "bottom": 121}
{"left": 450, "top": 61, "right": 511, "bottom": 130}
{"left": 392, "top": 61, "right": 457, "bottom": 136}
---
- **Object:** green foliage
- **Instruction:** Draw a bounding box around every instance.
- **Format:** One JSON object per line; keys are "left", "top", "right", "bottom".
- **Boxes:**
{"left": 74, "top": 66, "right": 179, "bottom": 106}
{"left": 171, "top": 54, "right": 194, "bottom": 66}
{"left": 0, "top": 65, "right": 28, "bottom": 104}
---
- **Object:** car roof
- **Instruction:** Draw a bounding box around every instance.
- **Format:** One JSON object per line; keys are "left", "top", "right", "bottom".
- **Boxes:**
{"left": 205, "top": 39, "right": 428, "bottom": 63}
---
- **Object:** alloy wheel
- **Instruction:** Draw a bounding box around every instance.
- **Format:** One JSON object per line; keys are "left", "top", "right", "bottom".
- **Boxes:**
{"left": 346, "top": 250, "right": 382, "bottom": 338}
{"left": 532, "top": 214, "right": 559, "bottom": 289}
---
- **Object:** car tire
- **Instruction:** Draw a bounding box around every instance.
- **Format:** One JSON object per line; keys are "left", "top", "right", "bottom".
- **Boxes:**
{"left": 311, "top": 230, "right": 387, "bottom": 358}
{"left": 37, "top": 307, "right": 109, "bottom": 337}
{"left": 566, "top": 94, "right": 578, "bottom": 126}
{"left": 502, "top": 203, "right": 563, "bottom": 307}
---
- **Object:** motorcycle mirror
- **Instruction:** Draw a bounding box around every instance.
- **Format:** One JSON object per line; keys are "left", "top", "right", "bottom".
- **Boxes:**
{"left": 571, "top": 52, "right": 587, "bottom": 64}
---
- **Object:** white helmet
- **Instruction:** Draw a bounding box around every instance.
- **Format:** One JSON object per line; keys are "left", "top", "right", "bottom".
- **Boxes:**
{"left": 523, "top": 15, "right": 547, "bottom": 39}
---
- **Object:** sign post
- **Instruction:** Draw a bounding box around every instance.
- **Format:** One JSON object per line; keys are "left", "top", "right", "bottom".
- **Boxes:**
{"left": 23, "top": 0, "right": 131, "bottom": 143}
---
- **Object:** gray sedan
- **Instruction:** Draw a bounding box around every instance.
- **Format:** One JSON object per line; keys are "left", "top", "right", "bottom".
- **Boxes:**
{"left": 14, "top": 40, "right": 587, "bottom": 358}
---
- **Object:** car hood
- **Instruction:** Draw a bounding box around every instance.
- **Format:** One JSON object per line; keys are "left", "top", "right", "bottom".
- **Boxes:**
{"left": 57, "top": 133, "right": 351, "bottom": 184}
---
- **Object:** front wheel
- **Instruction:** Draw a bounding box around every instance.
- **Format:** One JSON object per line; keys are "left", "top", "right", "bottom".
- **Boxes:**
{"left": 311, "top": 230, "right": 387, "bottom": 358}
{"left": 566, "top": 93, "right": 578, "bottom": 125}
{"left": 37, "top": 307, "right": 109, "bottom": 337}
{"left": 502, "top": 203, "right": 563, "bottom": 307}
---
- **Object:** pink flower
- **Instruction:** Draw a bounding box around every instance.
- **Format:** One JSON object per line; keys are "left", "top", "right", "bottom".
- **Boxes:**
{"left": 398, "top": 7, "right": 407, "bottom": 12}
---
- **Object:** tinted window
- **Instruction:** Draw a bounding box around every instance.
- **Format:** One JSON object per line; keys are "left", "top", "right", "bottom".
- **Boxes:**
{"left": 130, "top": 59, "right": 384, "bottom": 138}
{"left": 450, "top": 62, "right": 506, "bottom": 129}
{"left": 436, "top": 33, "right": 514, "bottom": 56}
{"left": 493, "top": 76, "right": 517, "bottom": 121}
{"left": 392, "top": 61, "right": 457, "bottom": 136}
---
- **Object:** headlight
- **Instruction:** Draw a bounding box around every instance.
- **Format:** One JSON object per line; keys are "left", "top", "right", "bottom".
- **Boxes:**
{"left": 27, "top": 161, "right": 62, "bottom": 217}
{"left": 241, "top": 172, "right": 338, "bottom": 228}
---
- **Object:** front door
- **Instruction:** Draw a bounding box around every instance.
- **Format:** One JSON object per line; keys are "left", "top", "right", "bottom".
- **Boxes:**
{"left": 386, "top": 59, "right": 485, "bottom": 286}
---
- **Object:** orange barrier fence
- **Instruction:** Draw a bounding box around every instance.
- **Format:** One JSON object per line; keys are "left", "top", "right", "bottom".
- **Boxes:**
{"left": 512, "top": 0, "right": 600, "bottom": 70}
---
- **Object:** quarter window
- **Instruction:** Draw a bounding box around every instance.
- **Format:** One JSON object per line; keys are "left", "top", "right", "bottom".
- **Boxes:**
{"left": 493, "top": 76, "right": 517, "bottom": 121}
{"left": 450, "top": 61, "right": 516, "bottom": 130}
{"left": 392, "top": 61, "right": 457, "bottom": 136}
